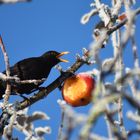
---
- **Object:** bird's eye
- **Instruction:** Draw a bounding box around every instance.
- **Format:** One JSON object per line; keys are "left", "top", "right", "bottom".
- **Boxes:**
{"left": 51, "top": 52, "right": 53, "bottom": 55}
{"left": 50, "top": 52, "right": 55, "bottom": 56}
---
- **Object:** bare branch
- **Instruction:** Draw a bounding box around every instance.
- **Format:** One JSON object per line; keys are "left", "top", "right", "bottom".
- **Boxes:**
{"left": 0, "top": 36, "right": 11, "bottom": 104}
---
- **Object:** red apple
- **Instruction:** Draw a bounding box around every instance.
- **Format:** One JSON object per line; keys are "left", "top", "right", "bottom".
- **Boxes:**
{"left": 62, "top": 73, "right": 96, "bottom": 107}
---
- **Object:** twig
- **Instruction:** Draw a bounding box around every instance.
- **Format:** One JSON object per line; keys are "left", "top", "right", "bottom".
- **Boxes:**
{"left": 104, "top": 114, "right": 113, "bottom": 139}
{"left": 117, "top": 68, "right": 140, "bottom": 85}
{"left": 131, "top": 36, "right": 139, "bottom": 72}
{"left": 81, "top": 9, "right": 98, "bottom": 24}
{"left": 111, "top": 9, "right": 127, "bottom": 136}
{"left": 0, "top": 73, "right": 46, "bottom": 85}
{"left": 57, "top": 99, "right": 86, "bottom": 140}
{"left": 0, "top": 0, "right": 31, "bottom": 4}
{"left": 58, "top": 111, "right": 65, "bottom": 140}
{"left": 94, "top": 0, "right": 111, "bottom": 26}
{"left": 130, "top": 31, "right": 139, "bottom": 95}
{"left": 4, "top": 108, "right": 17, "bottom": 139}
{"left": 89, "top": 133, "right": 112, "bottom": 140}
{"left": 0, "top": 36, "right": 11, "bottom": 104}
{"left": 112, "top": 0, "right": 122, "bottom": 16}
{"left": 127, "top": 111, "right": 140, "bottom": 124}
{"left": 106, "top": 109, "right": 127, "bottom": 140}
{"left": 63, "top": 117, "right": 73, "bottom": 140}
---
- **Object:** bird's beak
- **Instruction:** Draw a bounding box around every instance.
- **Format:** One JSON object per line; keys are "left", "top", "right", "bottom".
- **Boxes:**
{"left": 56, "top": 51, "right": 69, "bottom": 62}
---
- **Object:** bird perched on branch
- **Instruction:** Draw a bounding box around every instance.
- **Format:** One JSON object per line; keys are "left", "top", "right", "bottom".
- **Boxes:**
{"left": 0, "top": 51, "right": 69, "bottom": 99}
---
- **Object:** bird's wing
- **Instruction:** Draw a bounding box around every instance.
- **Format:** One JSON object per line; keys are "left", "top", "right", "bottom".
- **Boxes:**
{"left": 12, "top": 57, "right": 50, "bottom": 80}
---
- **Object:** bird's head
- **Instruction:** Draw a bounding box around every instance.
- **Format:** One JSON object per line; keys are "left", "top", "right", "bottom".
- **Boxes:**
{"left": 41, "top": 51, "right": 69, "bottom": 65}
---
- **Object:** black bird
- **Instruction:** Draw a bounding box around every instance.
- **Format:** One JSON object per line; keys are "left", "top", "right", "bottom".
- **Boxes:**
{"left": 0, "top": 51, "right": 69, "bottom": 99}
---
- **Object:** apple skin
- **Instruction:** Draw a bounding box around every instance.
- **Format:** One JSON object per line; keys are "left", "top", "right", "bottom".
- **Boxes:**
{"left": 62, "top": 73, "right": 96, "bottom": 107}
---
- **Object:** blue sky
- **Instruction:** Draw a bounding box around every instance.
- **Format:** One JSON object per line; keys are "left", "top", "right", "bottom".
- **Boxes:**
{"left": 0, "top": 0, "right": 140, "bottom": 139}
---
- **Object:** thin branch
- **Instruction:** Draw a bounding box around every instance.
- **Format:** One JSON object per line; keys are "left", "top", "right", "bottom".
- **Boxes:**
{"left": 0, "top": 73, "right": 46, "bottom": 85}
{"left": 0, "top": 0, "right": 31, "bottom": 4}
{"left": 0, "top": 36, "right": 11, "bottom": 104}
{"left": 130, "top": 28, "right": 140, "bottom": 95}
{"left": 57, "top": 111, "right": 65, "bottom": 140}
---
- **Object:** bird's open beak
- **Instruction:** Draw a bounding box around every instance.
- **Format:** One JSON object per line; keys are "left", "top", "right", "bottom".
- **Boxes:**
{"left": 56, "top": 51, "right": 69, "bottom": 62}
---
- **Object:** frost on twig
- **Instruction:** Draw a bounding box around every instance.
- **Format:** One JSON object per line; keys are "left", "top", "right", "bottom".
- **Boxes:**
{"left": 94, "top": 0, "right": 112, "bottom": 26}
{"left": 0, "top": 0, "right": 31, "bottom": 4}
{"left": 81, "top": 9, "right": 98, "bottom": 24}
{"left": 0, "top": 72, "right": 46, "bottom": 85}
{"left": 3, "top": 108, "right": 51, "bottom": 139}
{"left": 0, "top": 36, "right": 11, "bottom": 105}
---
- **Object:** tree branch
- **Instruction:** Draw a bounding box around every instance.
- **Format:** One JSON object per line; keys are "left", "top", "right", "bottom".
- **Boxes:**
{"left": 0, "top": 36, "right": 11, "bottom": 104}
{"left": 16, "top": 59, "right": 85, "bottom": 110}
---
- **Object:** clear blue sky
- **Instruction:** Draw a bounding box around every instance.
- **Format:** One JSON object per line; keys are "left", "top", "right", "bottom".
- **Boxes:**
{"left": 0, "top": 0, "right": 140, "bottom": 139}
